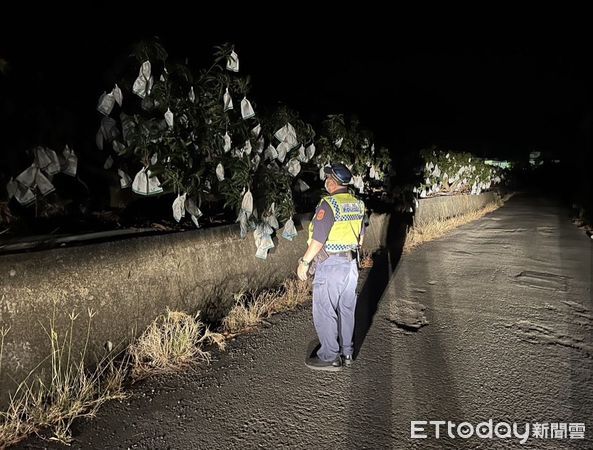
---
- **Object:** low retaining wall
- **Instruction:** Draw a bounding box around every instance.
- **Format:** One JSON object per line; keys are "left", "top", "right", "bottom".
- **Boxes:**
{"left": 414, "top": 191, "right": 499, "bottom": 226}
{"left": 0, "top": 191, "right": 498, "bottom": 401}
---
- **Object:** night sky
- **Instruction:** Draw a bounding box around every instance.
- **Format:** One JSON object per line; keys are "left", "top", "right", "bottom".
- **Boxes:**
{"left": 1, "top": 10, "right": 591, "bottom": 169}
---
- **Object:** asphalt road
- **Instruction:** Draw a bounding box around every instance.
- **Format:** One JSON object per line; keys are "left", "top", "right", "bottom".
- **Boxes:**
{"left": 23, "top": 194, "right": 593, "bottom": 449}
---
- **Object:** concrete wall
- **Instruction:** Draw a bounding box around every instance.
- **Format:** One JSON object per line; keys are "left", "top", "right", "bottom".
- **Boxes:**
{"left": 0, "top": 192, "right": 496, "bottom": 402}
{"left": 414, "top": 192, "right": 499, "bottom": 227}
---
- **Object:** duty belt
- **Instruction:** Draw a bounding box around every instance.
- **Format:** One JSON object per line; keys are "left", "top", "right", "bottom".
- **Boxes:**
{"left": 328, "top": 250, "right": 357, "bottom": 260}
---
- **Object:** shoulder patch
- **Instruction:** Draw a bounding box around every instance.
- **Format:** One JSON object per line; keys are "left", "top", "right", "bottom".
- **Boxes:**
{"left": 316, "top": 209, "right": 326, "bottom": 221}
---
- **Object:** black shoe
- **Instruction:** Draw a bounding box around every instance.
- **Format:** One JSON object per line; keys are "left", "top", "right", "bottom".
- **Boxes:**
{"left": 342, "top": 355, "right": 354, "bottom": 367}
{"left": 305, "top": 356, "right": 342, "bottom": 372}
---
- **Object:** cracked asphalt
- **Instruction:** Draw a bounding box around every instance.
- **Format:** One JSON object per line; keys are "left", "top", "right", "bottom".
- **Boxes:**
{"left": 23, "top": 194, "right": 593, "bottom": 449}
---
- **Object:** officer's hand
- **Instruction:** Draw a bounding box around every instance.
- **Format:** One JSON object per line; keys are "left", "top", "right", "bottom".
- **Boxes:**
{"left": 297, "top": 263, "right": 308, "bottom": 281}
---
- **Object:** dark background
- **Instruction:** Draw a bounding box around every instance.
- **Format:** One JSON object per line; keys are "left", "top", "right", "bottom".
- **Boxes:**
{"left": 1, "top": 8, "right": 591, "bottom": 220}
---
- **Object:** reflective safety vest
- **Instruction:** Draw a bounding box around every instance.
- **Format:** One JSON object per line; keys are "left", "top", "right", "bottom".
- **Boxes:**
{"left": 308, "top": 192, "right": 365, "bottom": 252}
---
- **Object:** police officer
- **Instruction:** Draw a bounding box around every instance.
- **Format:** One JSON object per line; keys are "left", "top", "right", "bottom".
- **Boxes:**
{"left": 297, "top": 163, "right": 366, "bottom": 371}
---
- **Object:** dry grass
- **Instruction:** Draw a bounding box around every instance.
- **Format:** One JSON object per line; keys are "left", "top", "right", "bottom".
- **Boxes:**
{"left": 222, "top": 278, "right": 311, "bottom": 334}
{"left": 129, "top": 309, "right": 225, "bottom": 379}
{"left": 403, "top": 198, "right": 505, "bottom": 254}
{"left": 0, "top": 281, "right": 309, "bottom": 445}
{"left": 0, "top": 309, "right": 127, "bottom": 448}
{"left": 222, "top": 291, "right": 276, "bottom": 334}
{"left": 359, "top": 249, "right": 374, "bottom": 269}
{"left": 270, "top": 278, "right": 311, "bottom": 314}
{"left": 1, "top": 307, "right": 227, "bottom": 447}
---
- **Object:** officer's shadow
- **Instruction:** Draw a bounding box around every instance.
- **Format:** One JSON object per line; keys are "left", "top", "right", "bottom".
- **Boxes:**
{"left": 306, "top": 341, "right": 321, "bottom": 361}
{"left": 352, "top": 211, "right": 408, "bottom": 360}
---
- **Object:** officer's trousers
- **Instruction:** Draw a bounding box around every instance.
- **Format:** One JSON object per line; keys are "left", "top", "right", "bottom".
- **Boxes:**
{"left": 312, "top": 255, "right": 359, "bottom": 362}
